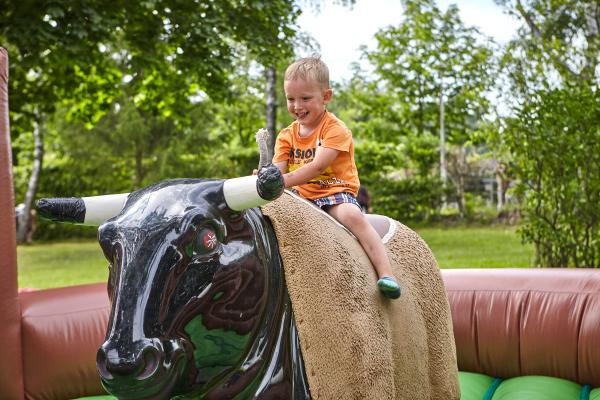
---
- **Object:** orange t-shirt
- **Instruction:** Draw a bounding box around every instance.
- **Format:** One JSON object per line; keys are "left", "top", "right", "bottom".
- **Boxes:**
{"left": 273, "top": 111, "right": 360, "bottom": 200}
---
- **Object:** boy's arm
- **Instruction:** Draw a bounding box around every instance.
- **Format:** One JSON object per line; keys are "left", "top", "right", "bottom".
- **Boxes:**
{"left": 282, "top": 147, "right": 339, "bottom": 188}
{"left": 274, "top": 161, "right": 288, "bottom": 175}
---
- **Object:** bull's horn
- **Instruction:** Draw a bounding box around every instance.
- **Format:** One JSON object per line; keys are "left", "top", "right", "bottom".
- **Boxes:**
{"left": 255, "top": 128, "right": 274, "bottom": 170}
{"left": 37, "top": 193, "right": 129, "bottom": 225}
{"left": 223, "top": 165, "right": 284, "bottom": 211}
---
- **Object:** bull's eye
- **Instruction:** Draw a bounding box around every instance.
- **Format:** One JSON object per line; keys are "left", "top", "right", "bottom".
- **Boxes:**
{"left": 186, "top": 226, "right": 220, "bottom": 257}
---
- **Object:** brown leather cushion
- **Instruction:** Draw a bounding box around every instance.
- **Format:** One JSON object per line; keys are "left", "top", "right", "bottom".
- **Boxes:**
{"left": 20, "top": 283, "right": 110, "bottom": 400}
{"left": 442, "top": 268, "right": 600, "bottom": 386}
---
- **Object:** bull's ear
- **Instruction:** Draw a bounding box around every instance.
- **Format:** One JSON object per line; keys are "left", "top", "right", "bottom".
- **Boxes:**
{"left": 37, "top": 193, "right": 129, "bottom": 226}
{"left": 223, "top": 165, "right": 284, "bottom": 211}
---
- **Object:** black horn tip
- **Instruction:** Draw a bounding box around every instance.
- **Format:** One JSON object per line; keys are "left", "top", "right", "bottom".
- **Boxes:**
{"left": 256, "top": 164, "right": 284, "bottom": 201}
{"left": 36, "top": 197, "right": 86, "bottom": 224}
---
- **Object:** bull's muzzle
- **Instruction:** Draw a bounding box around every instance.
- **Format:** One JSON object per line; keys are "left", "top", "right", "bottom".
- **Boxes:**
{"left": 97, "top": 337, "right": 189, "bottom": 398}
{"left": 97, "top": 338, "right": 164, "bottom": 379}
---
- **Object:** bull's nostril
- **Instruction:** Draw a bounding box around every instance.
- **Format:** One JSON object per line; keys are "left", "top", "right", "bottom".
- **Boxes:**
{"left": 96, "top": 348, "right": 114, "bottom": 380}
{"left": 97, "top": 340, "right": 163, "bottom": 380}
{"left": 137, "top": 345, "right": 161, "bottom": 380}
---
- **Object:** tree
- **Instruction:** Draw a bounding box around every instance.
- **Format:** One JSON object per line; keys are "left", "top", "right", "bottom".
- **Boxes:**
{"left": 496, "top": 0, "right": 599, "bottom": 94}
{"left": 15, "top": 111, "right": 43, "bottom": 244}
{"left": 495, "top": 0, "right": 600, "bottom": 267}
{"left": 362, "top": 0, "right": 496, "bottom": 216}
{"left": 503, "top": 86, "right": 599, "bottom": 267}
{"left": 262, "top": 0, "right": 357, "bottom": 153}
{"left": 31, "top": 52, "right": 278, "bottom": 205}
{"left": 1, "top": 0, "right": 301, "bottom": 242}
{"left": 1, "top": 1, "right": 300, "bottom": 122}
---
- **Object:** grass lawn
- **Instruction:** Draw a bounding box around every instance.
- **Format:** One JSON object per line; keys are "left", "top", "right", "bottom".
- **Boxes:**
{"left": 17, "top": 225, "right": 535, "bottom": 289}
{"left": 415, "top": 225, "right": 534, "bottom": 268}
{"left": 18, "top": 240, "right": 109, "bottom": 289}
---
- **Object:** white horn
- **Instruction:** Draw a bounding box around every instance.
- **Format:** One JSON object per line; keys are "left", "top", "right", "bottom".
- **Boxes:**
{"left": 223, "top": 175, "right": 269, "bottom": 211}
{"left": 82, "top": 193, "right": 129, "bottom": 225}
{"left": 223, "top": 165, "right": 284, "bottom": 211}
{"left": 37, "top": 193, "right": 129, "bottom": 226}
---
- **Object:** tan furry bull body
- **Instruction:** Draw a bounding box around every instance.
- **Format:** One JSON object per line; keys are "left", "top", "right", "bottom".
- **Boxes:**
{"left": 262, "top": 191, "right": 460, "bottom": 400}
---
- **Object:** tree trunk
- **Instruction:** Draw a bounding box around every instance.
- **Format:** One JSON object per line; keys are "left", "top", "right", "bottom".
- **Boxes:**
{"left": 265, "top": 65, "right": 277, "bottom": 154}
{"left": 495, "top": 165, "right": 505, "bottom": 212}
{"left": 456, "top": 173, "right": 466, "bottom": 218}
{"left": 496, "top": 173, "right": 504, "bottom": 211}
{"left": 439, "top": 90, "right": 447, "bottom": 186}
{"left": 17, "top": 113, "right": 43, "bottom": 244}
{"left": 493, "top": 155, "right": 505, "bottom": 211}
{"left": 448, "top": 145, "right": 467, "bottom": 218}
{"left": 134, "top": 147, "right": 144, "bottom": 189}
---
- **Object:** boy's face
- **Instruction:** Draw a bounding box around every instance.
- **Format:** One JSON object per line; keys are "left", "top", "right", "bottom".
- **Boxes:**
{"left": 284, "top": 78, "right": 332, "bottom": 133}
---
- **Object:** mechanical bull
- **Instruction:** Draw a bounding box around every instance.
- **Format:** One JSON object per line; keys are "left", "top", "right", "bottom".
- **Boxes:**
{"left": 38, "top": 166, "right": 312, "bottom": 399}
{"left": 38, "top": 160, "right": 460, "bottom": 399}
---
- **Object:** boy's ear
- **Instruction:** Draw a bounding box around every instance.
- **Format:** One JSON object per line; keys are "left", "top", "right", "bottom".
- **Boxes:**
{"left": 323, "top": 88, "right": 333, "bottom": 103}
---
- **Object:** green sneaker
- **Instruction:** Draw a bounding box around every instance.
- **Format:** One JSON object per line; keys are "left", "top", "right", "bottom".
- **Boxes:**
{"left": 377, "top": 277, "right": 401, "bottom": 299}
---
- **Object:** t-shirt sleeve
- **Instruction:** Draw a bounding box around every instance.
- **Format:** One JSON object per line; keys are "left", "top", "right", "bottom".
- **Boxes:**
{"left": 321, "top": 124, "right": 352, "bottom": 152}
{"left": 273, "top": 130, "right": 292, "bottom": 163}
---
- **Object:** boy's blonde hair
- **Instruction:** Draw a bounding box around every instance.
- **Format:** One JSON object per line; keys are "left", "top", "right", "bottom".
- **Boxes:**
{"left": 284, "top": 56, "right": 330, "bottom": 89}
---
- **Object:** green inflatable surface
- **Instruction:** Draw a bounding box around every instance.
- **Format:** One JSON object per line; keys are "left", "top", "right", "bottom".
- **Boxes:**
{"left": 491, "top": 376, "right": 581, "bottom": 400}
{"left": 458, "top": 372, "right": 595, "bottom": 400}
{"left": 74, "top": 372, "right": 599, "bottom": 400}
{"left": 459, "top": 371, "right": 496, "bottom": 400}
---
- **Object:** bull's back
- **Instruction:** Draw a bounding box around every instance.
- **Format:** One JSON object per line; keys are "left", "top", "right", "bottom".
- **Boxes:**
{"left": 261, "top": 191, "right": 459, "bottom": 400}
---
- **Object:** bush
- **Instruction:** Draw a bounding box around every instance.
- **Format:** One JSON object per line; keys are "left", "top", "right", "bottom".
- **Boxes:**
{"left": 32, "top": 218, "right": 98, "bottom": 242}
{"left": 503, "top": 85, "right": 600, "bottom": 267}
{"left": 366, "top": 176, "right": 446, "bottom": 222}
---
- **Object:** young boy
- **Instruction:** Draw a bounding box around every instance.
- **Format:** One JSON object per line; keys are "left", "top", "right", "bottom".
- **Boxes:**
{"left": 272, "top": 56, "right": 401, "bottom": 299}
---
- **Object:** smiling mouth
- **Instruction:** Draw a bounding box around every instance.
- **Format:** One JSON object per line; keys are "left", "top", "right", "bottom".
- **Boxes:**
{"left": 296, "top": 112, "right": 308, "bottom": 119}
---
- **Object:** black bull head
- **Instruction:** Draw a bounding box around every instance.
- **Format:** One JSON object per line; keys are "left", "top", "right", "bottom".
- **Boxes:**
{"left": 37, "top": 167, "right": 311, "bottom": 399}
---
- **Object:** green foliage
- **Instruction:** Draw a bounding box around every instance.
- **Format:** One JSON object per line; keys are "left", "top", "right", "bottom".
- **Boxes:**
{"left": 330, "top": 76, "right": 406, "bottom": 142}
{"left": 462, "top": 193, "right": 498, "bottom": 223}
{"left": 10, "top": 0, "right": 598, "bottom": 267}
{"left": 354, "top": 140, "right": 407, "bottom": 179}
{"left": 401, "top": 131, "right": 440, "bottom": 176}
{"left": 502, "top": 85, "right": 600, "bottom": 267}
{"left": 1, "top": 0, "right": 300, "bottom": 134}
{"left": 1, "top": 0, "right": 123, "bottom": 132}
{"left": 334, "top": 0, "right": 499, "bottom": 221}
{"left": 495, "top": 0, "right": 600, "bottom": 267}
{"left": 351, "top": 138, "right": 445, "bottom": 222}
{"left": 364, "top": 0, "right": 496, "bottom": 143}
{"left": 33, "top": 219, "right": 98, "bottom": 242}
{"left": 365, "top": 176, "right": 446, "bottom": 222}
{"left": 18, "top": 54, "right": 272, "bottom": 241}
{"left": 497, "top": 0, "right": 599, "bottom": 94}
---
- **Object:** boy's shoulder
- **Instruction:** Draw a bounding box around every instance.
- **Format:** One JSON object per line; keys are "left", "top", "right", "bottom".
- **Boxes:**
{"left": 278, "top": 120, "right": 298, "bottom": 138}
{"left": 323, "top": 112, "right": 351, "bottom": 134}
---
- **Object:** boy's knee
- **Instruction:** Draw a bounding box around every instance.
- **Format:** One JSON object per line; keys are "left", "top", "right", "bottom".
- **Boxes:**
{"left": 333, "top": 204, "right": 365, "bottom": 229}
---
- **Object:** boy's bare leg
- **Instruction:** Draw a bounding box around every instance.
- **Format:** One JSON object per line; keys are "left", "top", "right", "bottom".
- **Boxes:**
{"left": 327, "top": 203, "right": 394, "bottom": 279}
